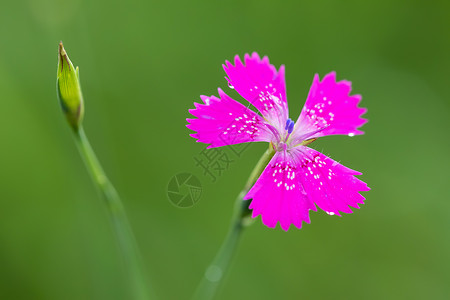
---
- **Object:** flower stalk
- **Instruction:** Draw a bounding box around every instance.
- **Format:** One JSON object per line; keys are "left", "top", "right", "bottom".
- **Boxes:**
{"left": 57, "top": 42, "right": 151, "bottom": 300}
{"left": 74, "top": 128, "right": 150, "bottom": 300}
{"left": 193, "top": 147, "right": 275, "bottom": 300}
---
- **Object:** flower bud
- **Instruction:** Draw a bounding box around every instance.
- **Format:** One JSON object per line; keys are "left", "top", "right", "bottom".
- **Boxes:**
{"left": 57, "top": 42, "right": 84, "bottom": 131}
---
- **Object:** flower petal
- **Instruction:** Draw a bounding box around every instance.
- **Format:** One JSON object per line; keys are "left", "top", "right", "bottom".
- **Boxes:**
{"left": 295, "top": 147, "right": 369, "bottom": 217}
{"left": 187, "top": 88, "right": 274, "bottom": 148}
{"left": 292, "top": 72, "right": 367, "bottom": 143}
{"left": 244, "top": 149, "right": 315, "bottom": 231}
{"left": 244, "top": 146, "right": 369, "bottom": 231}
{"left": 223, "top": 53, "right": 288, "bottom": 130}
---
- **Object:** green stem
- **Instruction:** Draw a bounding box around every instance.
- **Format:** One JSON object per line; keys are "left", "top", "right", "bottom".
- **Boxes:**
{"left": 74, "top": 127, "right": 150, "bottom": 300}
{"left": 193, "top": 147, "right": 275, "bottom": 300}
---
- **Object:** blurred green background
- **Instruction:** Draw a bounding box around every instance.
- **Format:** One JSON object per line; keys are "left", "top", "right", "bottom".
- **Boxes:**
{"left": 0, "top": 0, "right": 449, "bottom": 299}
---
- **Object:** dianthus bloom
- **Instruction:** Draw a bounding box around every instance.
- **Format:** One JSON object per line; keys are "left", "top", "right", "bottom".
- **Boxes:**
{"left": 187, "top": 53, "right": 369, "bottom": 231}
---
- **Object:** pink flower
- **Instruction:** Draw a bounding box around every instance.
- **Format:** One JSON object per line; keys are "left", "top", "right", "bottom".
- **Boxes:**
{"left": 187, "top": 53, "right": 369, "bottom": 231}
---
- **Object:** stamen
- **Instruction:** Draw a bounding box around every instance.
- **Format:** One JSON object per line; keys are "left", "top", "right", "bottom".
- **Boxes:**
{"left": 285, "top": 118, "right": 295, "bottom": 134}
{"left": 288, "top": 121, "right": 295, "bottom": 134}
{"left": 285, "top": 118, "right": 292, "bottom": 131}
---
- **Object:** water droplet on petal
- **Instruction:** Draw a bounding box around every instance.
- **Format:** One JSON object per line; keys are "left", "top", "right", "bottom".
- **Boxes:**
{"left": 348, "top": 133, "right": 355, "bottom": 137}
{"left": 227, "top": 82, "right": 234, "bottom": 89}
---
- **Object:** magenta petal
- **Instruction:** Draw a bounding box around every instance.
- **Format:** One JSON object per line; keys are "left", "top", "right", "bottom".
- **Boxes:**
{"left": 223, "top": 53, "right": 288, "bottom": 127}
{"left": 293, "top": 72, "right": 367, "bottom": 142}
{"left": 245, "top": 150, "right": 316, "bottom": 231}
{"left": 295, "top": 146, "right": 369, "bottom": 217}
{"left": 245, "top": 146, "right": 369, "bottom": 230}
{"left": 187, "top": 88, "right": 273, "bottom": 148}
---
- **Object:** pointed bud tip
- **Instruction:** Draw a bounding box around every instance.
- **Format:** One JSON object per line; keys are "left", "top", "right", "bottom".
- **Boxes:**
{"left": 59, "top": 41, "right": 65, "bottom": 55}
{"left": 58, "top": 42, "right": 73, "bottom": 72}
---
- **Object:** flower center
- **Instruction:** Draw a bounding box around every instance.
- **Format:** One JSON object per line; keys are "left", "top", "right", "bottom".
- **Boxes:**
{"left": 285, "top": 118, "right": 295, "bottom": 135}
{"left": 273, "top": 118, "right": 296, "bottom": 152}
{"left": 284, "top": 117, "right": 296, "bottom": 143}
